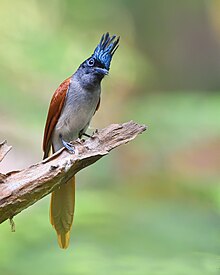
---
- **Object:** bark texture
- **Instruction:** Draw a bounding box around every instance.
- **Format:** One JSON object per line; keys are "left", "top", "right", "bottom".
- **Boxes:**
{"left": 0, "top": 121, "right": 147, "bottom": 224}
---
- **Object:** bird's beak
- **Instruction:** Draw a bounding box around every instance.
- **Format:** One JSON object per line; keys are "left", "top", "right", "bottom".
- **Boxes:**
{"left": 95, "top": 68, "right": 109, "bottom": 75}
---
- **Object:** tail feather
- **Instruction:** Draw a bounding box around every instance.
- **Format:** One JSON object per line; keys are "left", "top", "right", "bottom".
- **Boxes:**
{"left": 50, "top": 176, "right": 75, "bottom": 249}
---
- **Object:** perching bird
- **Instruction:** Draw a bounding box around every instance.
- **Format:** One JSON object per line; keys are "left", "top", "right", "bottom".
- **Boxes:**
{"left": 42, "top": 33, "right": 119, "bottom": 249}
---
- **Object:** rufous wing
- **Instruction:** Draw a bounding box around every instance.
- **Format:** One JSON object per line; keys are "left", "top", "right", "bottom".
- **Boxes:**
{"left": 43, "top": 77, "right": 71, "bottom": 159}
{"left": 95, "top": 97, "right": 101, "bottom": 113}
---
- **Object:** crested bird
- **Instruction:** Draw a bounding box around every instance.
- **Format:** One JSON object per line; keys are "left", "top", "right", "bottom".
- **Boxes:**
{"left": 42, "top": 33, "right": 119, "bottom": 249}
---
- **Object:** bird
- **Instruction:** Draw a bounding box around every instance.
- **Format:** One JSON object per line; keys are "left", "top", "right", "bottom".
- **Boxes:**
{"left": 42, "top": 32, "right": 120, "bottom": 249}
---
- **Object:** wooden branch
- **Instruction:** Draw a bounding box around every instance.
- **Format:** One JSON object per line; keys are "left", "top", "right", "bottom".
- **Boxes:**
{"left": 0, "top": 121, "right": 147, "bottom": 224}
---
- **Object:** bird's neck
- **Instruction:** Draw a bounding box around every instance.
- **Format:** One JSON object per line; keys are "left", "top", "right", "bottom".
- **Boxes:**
{"left": 73, "top": 68, "right": 102, "bottom": 91}
{"left": 67, "top": 76, "right": 101, "bottom": 110}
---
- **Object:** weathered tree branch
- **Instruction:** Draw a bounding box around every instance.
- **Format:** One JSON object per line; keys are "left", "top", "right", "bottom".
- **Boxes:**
{"left": 0, "top": 121, "right": 146, "bottom": 224}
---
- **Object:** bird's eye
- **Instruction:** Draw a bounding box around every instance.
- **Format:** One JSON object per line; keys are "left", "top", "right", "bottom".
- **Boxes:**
{"left": 87, "top": 58, "right": 95, "bottom": 67}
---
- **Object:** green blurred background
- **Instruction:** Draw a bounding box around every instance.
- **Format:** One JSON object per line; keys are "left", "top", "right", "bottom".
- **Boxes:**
{"left": 0, "top": 0, "right": 220, "bottom": 274}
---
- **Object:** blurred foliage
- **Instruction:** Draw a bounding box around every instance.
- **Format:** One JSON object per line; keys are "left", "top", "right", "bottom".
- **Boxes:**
{"left": 0, "top": 0, "right": 220, "bottom": 274}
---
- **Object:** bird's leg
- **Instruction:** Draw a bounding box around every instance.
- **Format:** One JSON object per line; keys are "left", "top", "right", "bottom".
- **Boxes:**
{"left": 80, "top": 129, "right": 98, "bottom": 139}
{"left": 59, "top": 134, "right": 75, "bottom": 154}
{"left": 81, "top": 133, "right": 92, "bottom": 138}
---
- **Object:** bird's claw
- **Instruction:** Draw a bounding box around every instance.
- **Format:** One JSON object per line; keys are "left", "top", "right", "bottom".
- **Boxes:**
{"left": 60, "top": 135, "right": 75, "bottom": 154}
{"left": 82, "top": 129, "right": 98, "bottom": 139}
{"left": 82, "top": 133, "right": 92, "bottom": 138}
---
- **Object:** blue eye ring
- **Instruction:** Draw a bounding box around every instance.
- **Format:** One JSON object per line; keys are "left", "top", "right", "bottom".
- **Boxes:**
{"left": 87, "top": 58, "right": 95, "bottom": 66}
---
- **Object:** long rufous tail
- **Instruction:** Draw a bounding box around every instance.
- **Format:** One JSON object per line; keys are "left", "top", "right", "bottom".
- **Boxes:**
{"left": 50, "top": 176, "right": 75, "bottom": 249}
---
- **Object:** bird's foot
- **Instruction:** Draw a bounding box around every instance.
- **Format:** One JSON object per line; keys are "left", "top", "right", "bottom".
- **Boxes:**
{"left": 81, "top": 129, "right": 98, "bottom": 139}
{"left": 82, "top": 132, "right": 92, "bottom": 138}
{"left": 59, "top": 134, "right": 75, "bottom": 154}
{"left": 74, "top": 138, "right": 84, "bottom": 145}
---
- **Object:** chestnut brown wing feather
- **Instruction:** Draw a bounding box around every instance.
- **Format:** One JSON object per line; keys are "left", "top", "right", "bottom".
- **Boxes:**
{"left": 43, "top": 77, "right": 71, "bottom": 159}
{"left": 95, "top": 98, "right": 101, "bottom": 113}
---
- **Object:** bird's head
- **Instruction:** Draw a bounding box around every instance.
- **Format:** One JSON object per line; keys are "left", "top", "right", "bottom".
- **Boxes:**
{"left": 76, "top": 33, "right": 120, "bottom": 88}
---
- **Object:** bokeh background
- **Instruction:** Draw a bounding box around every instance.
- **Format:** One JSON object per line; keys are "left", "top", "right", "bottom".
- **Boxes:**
{"left": 0, "top": 0, "right": 220, "bottom": 274}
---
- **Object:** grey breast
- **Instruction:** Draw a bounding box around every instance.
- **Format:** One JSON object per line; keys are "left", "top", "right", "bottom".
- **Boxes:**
{"left": 52, "top": 77, "right": 101, "bottom": 150}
